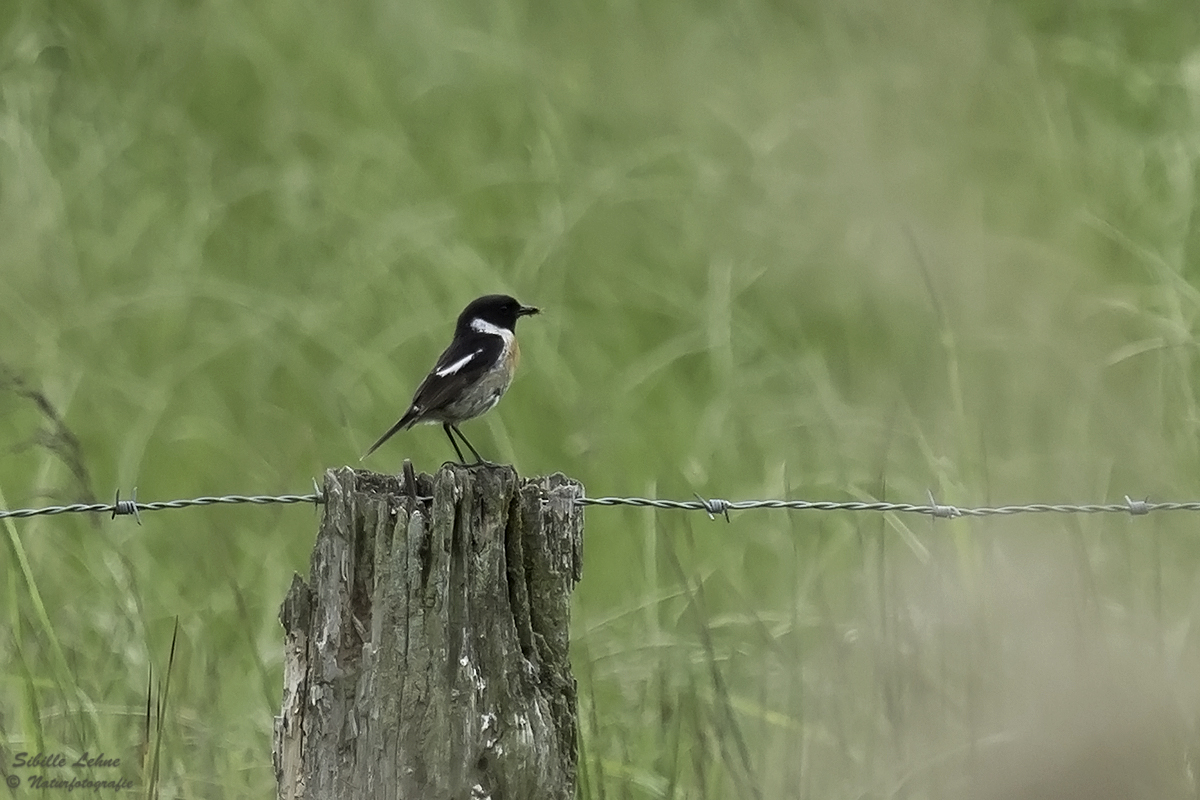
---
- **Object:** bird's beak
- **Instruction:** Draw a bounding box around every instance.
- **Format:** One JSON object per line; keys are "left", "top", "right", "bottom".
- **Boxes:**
{"left": 518, "top": 305, "right": 540, "bottom": 317}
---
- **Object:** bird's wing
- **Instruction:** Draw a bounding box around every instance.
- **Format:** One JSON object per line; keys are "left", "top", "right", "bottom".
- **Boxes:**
{"left": 407, "top": 331, "right": 505, "bottom": 415}
{"left": 357, "top": 331, "right": 504, "bottom": 455}
{"left": 361, "top": 332, "right": 505, "bottom": 460}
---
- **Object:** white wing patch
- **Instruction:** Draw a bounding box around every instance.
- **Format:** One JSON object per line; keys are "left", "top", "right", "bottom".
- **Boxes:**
{"left": 435, "top": 350, "right": 480, "bottom": 378}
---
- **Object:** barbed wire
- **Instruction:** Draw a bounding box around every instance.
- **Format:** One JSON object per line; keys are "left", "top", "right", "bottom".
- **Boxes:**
{"left": 0, "top": 488, "right": 323, "bottom": 524}
{"left": 0, "top": 485, "right": 1192, "bottom": 523}
{"left": 577, "top": 493, "right": 1185, "bottom": 521}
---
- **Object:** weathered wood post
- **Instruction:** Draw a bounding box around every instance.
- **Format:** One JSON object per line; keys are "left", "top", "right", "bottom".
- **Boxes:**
{"left": 274, "top": 463, "right": 584, "bottom": 800}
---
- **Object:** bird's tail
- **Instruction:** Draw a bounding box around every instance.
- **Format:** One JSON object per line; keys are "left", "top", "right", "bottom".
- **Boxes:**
{"left": 359, "top": 408, "right": 419, "bottom": 461}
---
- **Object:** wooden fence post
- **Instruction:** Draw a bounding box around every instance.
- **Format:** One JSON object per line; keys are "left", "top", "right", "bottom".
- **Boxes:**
{"left": 274, "top": 463, "right": 584, "bottom": 800}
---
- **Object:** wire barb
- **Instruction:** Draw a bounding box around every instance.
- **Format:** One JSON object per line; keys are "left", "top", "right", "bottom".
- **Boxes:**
{"left": 693, "top": 493, "right": 732, "bottom": 522}
{"left": 926, "top": 489, "right": 962, "bottom": 519}
{"left": 111, "top": 487, "right": 142, "bottom": 524}
{"left": 1124, "top": 495, "right": 1151, "bottom": 516}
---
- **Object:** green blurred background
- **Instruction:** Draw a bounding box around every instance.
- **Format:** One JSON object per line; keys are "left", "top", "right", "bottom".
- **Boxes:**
{"left": 4, "top": 0, "right": 1200, "bottom": 796}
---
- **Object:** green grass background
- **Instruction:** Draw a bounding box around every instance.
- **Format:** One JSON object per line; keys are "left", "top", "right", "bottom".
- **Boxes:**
{"left": 4, "top": 0, "right": 1200, "bottom": 796}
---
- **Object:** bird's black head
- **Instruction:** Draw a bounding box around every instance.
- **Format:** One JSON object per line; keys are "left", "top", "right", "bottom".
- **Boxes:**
{"left": 456, "top": 294, "right": 540, "bottom": 334}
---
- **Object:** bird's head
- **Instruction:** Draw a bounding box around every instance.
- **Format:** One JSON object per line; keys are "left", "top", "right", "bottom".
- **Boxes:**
{"left": 457, "top": 294, "right": 540, "bottom": 334}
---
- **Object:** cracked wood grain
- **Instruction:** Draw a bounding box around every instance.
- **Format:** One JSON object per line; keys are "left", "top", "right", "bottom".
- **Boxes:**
{"left": 274, "top": 464, "right": 583, "bottom": 800}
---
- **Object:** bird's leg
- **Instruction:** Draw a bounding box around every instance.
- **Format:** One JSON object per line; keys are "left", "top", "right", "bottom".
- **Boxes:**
{"left": 442, "top": 423, "right": 468, "bottom": 463}
{"left": 451, "top": 425, "right": 488, "bottom": 464}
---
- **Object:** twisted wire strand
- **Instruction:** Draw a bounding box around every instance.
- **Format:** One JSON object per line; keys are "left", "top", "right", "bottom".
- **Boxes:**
{"left": 0, "top": 493, "right": 323, "bottom": 523}
{"left": 0, "top": 489, "right": 1192, "bottom": 522}
{"left": 575, "top": 496, "right": 1185, "bottom": 519}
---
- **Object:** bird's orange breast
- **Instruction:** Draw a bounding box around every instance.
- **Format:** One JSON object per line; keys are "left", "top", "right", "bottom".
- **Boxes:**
{"left": 507, "top": 337, "right": 520, "bottom": 372}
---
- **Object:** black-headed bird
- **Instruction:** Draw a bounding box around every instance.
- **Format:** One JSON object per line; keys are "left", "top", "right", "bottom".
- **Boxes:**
{"left": 362, "top": 294, "right": 540, "bottom": 464}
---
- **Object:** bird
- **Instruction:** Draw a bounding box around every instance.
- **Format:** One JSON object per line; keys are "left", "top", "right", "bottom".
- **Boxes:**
{"left": 361, "top": 294, "right": 540, "bottom": 464}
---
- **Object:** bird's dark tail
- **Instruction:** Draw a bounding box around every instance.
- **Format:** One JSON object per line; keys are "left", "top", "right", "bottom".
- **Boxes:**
{"left": 360, "top": 408, "right": 419, "bottom": 461}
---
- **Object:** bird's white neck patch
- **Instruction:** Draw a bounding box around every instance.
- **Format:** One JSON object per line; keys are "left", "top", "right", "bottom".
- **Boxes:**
{"left": 470, "top": 317, "right": 513, "bottom": 343}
